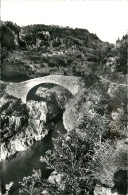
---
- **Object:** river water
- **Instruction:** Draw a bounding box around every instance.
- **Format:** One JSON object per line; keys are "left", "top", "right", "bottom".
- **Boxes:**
{"left": 1, "top": 120, "right": 66, "bottom": 195}
{"left": 1, "top": 82, "right": 70, "bottom": 194}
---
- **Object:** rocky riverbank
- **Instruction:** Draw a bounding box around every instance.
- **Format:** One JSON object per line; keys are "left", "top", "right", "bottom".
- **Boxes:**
{"left": 1, "top": 84, "right": 72, "bottom": 160}
{"left": 1, "top": 77, "right": 127, "bottom": 195}
{"left": 1, "top": 100, "right": 49, "bottom": 160}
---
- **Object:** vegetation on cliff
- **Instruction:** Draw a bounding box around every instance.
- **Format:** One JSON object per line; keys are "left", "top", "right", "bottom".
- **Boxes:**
{"left": 1, "top": 21, "right": 127, "bottom": 195}
{"left": 7, "top": 79, "right": 127, "bottom": 195}
{"left": 1, "top": 21, "right": 127, "bottom": 81}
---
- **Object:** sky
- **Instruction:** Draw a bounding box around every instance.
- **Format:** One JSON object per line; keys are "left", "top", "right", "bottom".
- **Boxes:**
{"left": 1, "top": 0, "right": 128, "bottom": 43}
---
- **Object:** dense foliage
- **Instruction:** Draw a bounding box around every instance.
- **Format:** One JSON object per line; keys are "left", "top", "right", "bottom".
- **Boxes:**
{"left": 115, "top": 35, "right": 127, "bottom": 74}
{"left": 1, "top": 21, "right": 127, "bottom": 195}
{"left": 19, "top": 131, "right": 95, "bottom": 195}
{"left": 14, "top": 80, "right": 127, "bottom": 195}
{"left": 1, "top": 21, "right": 127, "bottom": 82}
{"left": 2, "top": 21, "right": 124, "bottom": 81}
{"left": 1, "top": 21, "right": 20, "bottom": 50}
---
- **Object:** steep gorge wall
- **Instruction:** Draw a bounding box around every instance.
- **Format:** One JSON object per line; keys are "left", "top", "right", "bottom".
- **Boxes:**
{"left": 1, "top": 84, "right": 72, "bottom": 160}
{"left": 1, "top": 101, "right": 49, "bottom": 160}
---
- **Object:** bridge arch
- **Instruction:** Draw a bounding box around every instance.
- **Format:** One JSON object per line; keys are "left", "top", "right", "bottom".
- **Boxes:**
{"left": 6, "top": 75, "right": 82, "bottom": 103}
{"left": 26, "top": 83, "right": 73, "bottom": 102}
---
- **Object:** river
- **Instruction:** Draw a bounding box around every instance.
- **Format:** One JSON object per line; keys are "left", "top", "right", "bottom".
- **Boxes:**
{"left": 1, "top": 120, "right": 66, "bottom": 195}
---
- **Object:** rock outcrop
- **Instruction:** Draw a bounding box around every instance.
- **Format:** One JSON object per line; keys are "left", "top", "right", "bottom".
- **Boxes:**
{"left": 1, "top": 100, "right": 49, "bottom": 160}
{"left": 1, "top": 84, "right": 72, "bottom": 160}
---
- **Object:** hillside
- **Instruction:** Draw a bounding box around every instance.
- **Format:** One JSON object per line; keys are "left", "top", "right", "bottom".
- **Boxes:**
{"left": 1, "top": 21, "right": 127, "bottom": 195}
{"left": 2, "top": 21, "right": 127, "bottom": 82}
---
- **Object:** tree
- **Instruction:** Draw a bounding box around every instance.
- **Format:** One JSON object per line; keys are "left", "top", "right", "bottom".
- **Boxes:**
{"left": 19, "top": 130, "right": 95, "bottom": 195}
{"left": 1, "top": 23, "right": 15, "bottom": 50}
{"left": 115, "top": 34, "right": 127, "bottom": 74}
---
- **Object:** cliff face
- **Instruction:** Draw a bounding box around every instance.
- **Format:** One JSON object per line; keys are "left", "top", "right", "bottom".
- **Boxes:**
{"left": 1, "top": 99, "right": 49, "bottom": 160}
{"left": 1, "top": 94, "right": 28, "bottom": 160}
{"left": 1, "top": 84, "right": 72, "bottom": 160}
{"left": 1, "top": 100, "right": 50, "bottom": 160}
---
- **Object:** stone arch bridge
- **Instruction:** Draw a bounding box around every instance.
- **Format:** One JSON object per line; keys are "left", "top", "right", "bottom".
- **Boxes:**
{"left": 6, "top": 75, "right": 82, "bottom": 103}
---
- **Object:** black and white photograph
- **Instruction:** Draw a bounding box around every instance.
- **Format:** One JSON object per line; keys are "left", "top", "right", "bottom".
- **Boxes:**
{"left": 1, "top": 0, "right": 128, "bottom": 194}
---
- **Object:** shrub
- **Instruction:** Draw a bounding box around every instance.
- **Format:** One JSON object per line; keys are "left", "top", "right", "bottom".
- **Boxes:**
{"left": 19, "top": 130, "right": 95, "bottom": 195}
{"left": 40, "top": 130, "right": 95, "bottom": 195}
{"left": 91, "top": 139, "right": 127, "bottom": 189}
{"left": 115, "top": 35, "right": 127, "bottom": 74}
{"left": 63, "top": 88, "right": 110, "bottom": 142}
